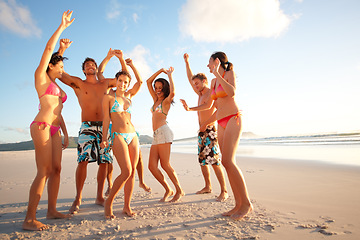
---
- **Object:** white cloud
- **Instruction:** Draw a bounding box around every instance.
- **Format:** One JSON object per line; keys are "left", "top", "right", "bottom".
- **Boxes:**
{"left": 106, "top": 0, "right": 121, "bottom": 20}
{"left": 179, "top": 0, "right": 292, "bottom": 43}
{"left": 0, "top": 0, "right": 41, "bottom": 38}
{"left": 133, "top": 13, "right": 139, "bottom": 23}
{"left": 126, "top": 45, "right": 152, "bottom": 80}
{"left": 5, "top": 127, "right": 28, "bottom": 135}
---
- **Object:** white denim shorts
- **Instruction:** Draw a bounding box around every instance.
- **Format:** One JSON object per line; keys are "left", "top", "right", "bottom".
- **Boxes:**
{"left": 152, "top": 124, "right": 174, "bottom": 145}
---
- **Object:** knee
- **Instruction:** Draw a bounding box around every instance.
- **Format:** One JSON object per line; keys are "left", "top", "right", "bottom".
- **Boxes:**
{"left": 148, "top": 162, "right": 157, "bottom": 173}
{"left": 221, "top": 159, "right": 234, "bottom": 170}
{"left": 51, "top": 165, "right": 62, "bottom": 176}
{"left": 160, "top": 162, "right": 173, "bottom": 172}
{"left": 38, "top": 166, "right": 52, "bottom": 179}
{"left": 121, "top": 167, "right": 132, "bottom": 180}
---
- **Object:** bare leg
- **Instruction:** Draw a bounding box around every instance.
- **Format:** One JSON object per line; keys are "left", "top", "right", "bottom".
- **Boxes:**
{"left": 137, "top": 150, "right": 151, "bottom": 192}
{"left": 69, "top": 161, "right": 88, "bottom": 214}
{"left": 23, "top": 125, "right": 51, "bottom": 231}
{"left": 105, "top": 163, "right": 113, "bottom": 197}
{"left": 158, "top": 143, "right": 185, "bottom": 203}
{"left": 196, "top": 165, "right": 212, "bottom": 194}
{"left": 218, "top": 117, "right": 252, "bottom": 220}
{"left": 212, "top": 164, "right": 229, "bottom": 202}
{"left": 47, "top": 132, "right": 71, "bottom": 219}
{"left": 123, "top": 139, "right": 139, "bottom": 217}
{"left": 104, "top": 136, "right": 132, "bottom": 219}
{"left": 95, "top": 163, "right": 107, "bottom": 206}
{"left": 148, "top": 145, "right": 174, "bottom": 202}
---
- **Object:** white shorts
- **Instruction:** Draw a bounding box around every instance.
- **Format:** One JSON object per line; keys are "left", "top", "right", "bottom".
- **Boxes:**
{"left": 152, "top": 124, "right": 174, "bottom": 145}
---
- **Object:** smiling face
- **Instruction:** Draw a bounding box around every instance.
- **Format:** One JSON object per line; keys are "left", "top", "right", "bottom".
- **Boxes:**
{"left": 154, "top": 81, "right": 164, "bottom": 98}
{"left": 207, "top": 57, "right": 216, "bottom": 73}
{"left": 116, "top": 74, "right": 130, "bottom": 91}
{"left": 83, "top": 61, "right": 97, "bottom": 76}
{"left": 82, "top": 58, "right": 97, "bottom": 76}
{"left": 48, "top": 61, "right": 64, "bottom": 79}
{"left": 193, "top": 78, "right": 205, "bottom": 92}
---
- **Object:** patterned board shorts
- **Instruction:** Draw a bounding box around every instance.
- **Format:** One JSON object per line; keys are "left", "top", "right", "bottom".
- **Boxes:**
{"left": 77, "top": 121, "right": 113, "bottom": 165}
{"left": 198, "top": 125, "right": 221, "bottom": 166}
{"left": 152, "top": 124, "right": 174, "bottom": 145}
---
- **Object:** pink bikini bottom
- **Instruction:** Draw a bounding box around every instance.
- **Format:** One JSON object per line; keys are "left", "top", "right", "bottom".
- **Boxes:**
{"left": 30, "top": 121, "right": 60, "bottom": 136}
{"left": 217, "top": 112, "right": 241, "bottom": 129}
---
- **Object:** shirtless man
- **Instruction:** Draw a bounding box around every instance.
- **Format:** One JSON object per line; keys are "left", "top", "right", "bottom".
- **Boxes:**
{"left": 180, "top": 53, "right": 228, "bottom": 202}
{"left": 58, "top": 43, "right": 123, "bottom": 213}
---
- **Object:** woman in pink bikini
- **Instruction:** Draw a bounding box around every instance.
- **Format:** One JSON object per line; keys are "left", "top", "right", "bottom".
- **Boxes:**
{"left": 206, "top": 52, "right": 252, "bottom": 220}
{"left": 23, "top": 11, "right": 74, "bottom": 231}
{"left": 184, "top": 51, "right": 252, "bottom": 220}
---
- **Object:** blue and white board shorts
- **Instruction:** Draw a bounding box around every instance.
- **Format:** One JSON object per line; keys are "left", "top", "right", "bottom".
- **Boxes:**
{"left": 77, "top": 121, "right": 113, "bottom": 164}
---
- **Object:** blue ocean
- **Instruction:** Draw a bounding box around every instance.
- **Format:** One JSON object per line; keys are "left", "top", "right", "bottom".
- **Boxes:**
{"left": 170, "top": 132, "right": 360, "bottom": 166}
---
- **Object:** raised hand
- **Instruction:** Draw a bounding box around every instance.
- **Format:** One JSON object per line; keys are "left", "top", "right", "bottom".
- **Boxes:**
{"left": 61, "top": 10, "right": 75, "bottom": 29}
{"left": 212, "top": 58, "right": 221, "bottom": 75}
{"left": 165, "top": 66, "right": 174, "bottom": 76}
{"left": 60, "top": 38, "right": 72, "bottom": 50}
{"left": 114, "top": 49, "right": 123, "bottom": 59}
{"left": 106, "top": 48, "right": 115, "bottom": 58}
{"left": 183, "top": 53, "right": 189, "bottom": 63}
{"left": 125, "top": 58, "right": 133, "bottom": 67}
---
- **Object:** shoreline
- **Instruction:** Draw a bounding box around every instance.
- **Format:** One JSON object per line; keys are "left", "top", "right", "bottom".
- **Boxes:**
{"left": 0, "top": 148, "right": 359, "bottom": 239}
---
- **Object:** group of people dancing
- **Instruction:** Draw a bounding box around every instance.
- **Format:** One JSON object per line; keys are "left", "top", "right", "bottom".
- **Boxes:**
{"left": 23, "top": 11, "right": 252, "bottom": 231}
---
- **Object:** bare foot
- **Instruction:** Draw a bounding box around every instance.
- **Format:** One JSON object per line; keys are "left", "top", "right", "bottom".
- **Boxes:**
{"left": 216, "top": 191, "right": 229, "bottom": 202}
{"left": 139, "top": 183, "right": 151, "bottom": 192}
{"left": 230, "top": 203, "right": 253, "bottom": 221}
{"left": 104, "top": 199, "right": 115, "bottom": 219}
{"left": 95, "top": 198, "right": 105, "bottom": 207}
{"left": 69, "top": 199, "right": 81, "bottom": 214}
{"left": 169, "top": 190, "right": 185, "bottom": 203}
{"left": 105, "top": 187, "right": 111, "bottom": 197}
{"left": 160, "top": 189, "right": 174, "bottom": 202}
{"left": 122, "top": 208, "right": 136, "bottom": 217}
{"left": 47, "top": 210, "right": 72, "bottom": 219}
{"left": 222, "top": 206, "right": 240, "bottom": 216}
{"left": 23, "top": 219, "right": 49, "bottom": 231}
{"left": 105, "top": 214, "right": 116, "bottom": 220}
{"left": 196, "top": 187, "right": 212, "bottom": 194}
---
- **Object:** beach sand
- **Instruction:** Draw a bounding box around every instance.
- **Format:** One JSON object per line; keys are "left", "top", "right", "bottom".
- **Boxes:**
{"left": 0, "top": 147, "right": 359, "bottom": 239}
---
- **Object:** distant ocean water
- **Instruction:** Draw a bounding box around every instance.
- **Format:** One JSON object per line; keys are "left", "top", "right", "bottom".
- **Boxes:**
{"left": 170, "top": 133, "right": 360, "bottom": 167}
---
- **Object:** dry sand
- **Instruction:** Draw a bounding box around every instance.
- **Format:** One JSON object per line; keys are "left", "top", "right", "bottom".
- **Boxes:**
{"left": 0, "top": 147, "right": 359, "bottom": 239}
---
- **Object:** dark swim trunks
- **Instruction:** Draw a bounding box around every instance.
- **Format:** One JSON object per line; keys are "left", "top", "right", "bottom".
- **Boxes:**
{"left": 77, "top": 121, "right": 113, "bottom": 165}
{"left": 198, "top": 125, "right": 221, "bottom": 166}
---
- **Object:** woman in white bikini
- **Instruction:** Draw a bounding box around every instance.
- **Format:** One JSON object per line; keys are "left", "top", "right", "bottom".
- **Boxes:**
{"left": 146, "top": 67, "right": 184, "bottom": 202}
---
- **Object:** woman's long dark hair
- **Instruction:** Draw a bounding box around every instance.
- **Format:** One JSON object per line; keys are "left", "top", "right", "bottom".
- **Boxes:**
{"left": 211, "top": 51, "right": 233, "bottom": 71}
{"left": 47, "top": 52, "right": 67, "bottom": 72}
{"left": 154, "top": 78, "right": 174, "bottom": 104}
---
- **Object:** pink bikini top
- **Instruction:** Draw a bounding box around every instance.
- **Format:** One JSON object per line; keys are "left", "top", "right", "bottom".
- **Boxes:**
{"left": 210, "top": 71, "right": 227, "bottom": 100}
{"left": 39, "top": 81, "right": 67, "bottom": 103}
{"left": 211, "top": 84, "right": 227, "bottom": 100}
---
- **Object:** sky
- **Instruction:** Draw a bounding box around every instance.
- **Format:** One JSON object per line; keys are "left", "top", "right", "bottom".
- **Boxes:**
{"left": 0, "top": 0, "right": 359, "bottom": 143}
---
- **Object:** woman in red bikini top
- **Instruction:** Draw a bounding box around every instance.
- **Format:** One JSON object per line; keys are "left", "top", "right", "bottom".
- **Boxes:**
{"left": 206, "top": 51, "right": 253, "bottom": 220}
{"left": 23, "top": 11, "right": 74, "bottom": 232}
